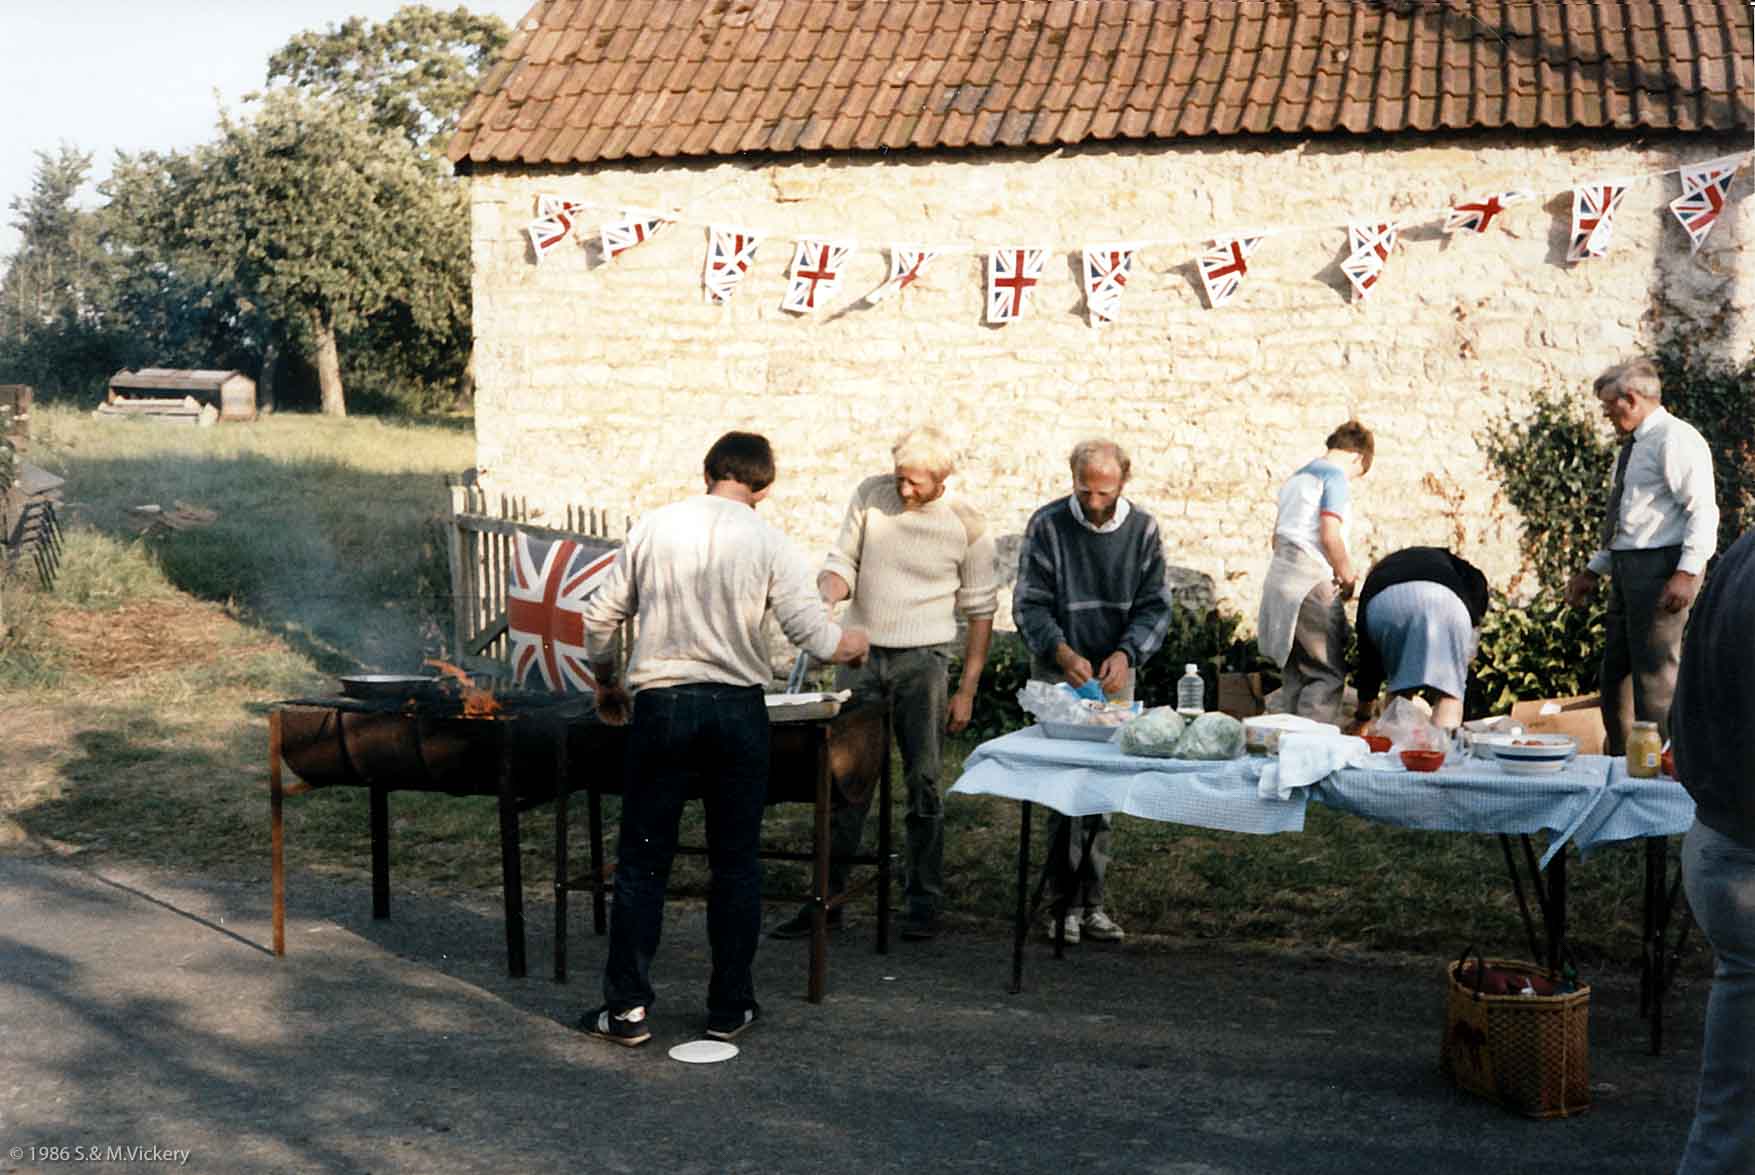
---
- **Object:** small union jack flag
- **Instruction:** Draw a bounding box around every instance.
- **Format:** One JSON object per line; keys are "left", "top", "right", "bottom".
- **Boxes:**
{"left": 704, "top": 225, "right": 762, "bottom": 304}
{"left": 1443, "top": 190, "right": 1534, "bottom": 235}
{"left": 507, "top": 530, "right": 619, "bottom": 694}
{"left": 527, "top": 195, "right": 584, "bottom": 262}
{"left": 599, "top": 210, "right": 672, "bottom": 261}
{"left": 1567, "top": 183, "right": 1629, "bottom": 262}
{"left": 863, "top": 244, "right": 945, "bottom": 304}
{"left": 1197, "top": 236, "right": 1262, "bottom": 309}
{"left": 1670, "top": 156, "right": 1746, "bottom": 254}
{"left": 781, "top": 238, "right": 854, "bottom": 313}
{"left": 986, "top": 246, "right": 1046, "bottom": 323}
{"left": 1342, "top": 222, "right": 1398, "bottom": 301}
{"left": 1082, "top": 244, "right": 1136, "bottom": 324}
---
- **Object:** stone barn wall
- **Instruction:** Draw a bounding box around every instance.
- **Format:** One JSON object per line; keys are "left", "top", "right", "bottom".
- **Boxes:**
{"left": 464, "top": 130, "right": 1753, "bottom": 628}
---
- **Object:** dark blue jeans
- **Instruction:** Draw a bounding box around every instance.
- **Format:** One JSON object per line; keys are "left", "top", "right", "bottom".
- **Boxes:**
{"left": 603, "top": 683, "right": 769, "bottom": 1019}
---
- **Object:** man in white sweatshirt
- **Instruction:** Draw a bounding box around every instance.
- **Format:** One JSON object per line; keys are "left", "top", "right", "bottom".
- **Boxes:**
{"left": 772, "top": 426, "right": 997, "bottom": 942}
{"left": 575, "top": 431, "right": 869, "bottom": 1048}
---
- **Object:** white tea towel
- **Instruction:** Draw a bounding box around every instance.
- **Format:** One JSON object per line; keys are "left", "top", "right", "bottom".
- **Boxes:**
{"left": 1260, "top": 732, "right": 1371, "bottom": 800}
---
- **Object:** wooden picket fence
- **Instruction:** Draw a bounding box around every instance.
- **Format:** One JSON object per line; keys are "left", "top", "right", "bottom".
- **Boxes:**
{"left": 442, "top": 480, "right": 628, "bottom": 678}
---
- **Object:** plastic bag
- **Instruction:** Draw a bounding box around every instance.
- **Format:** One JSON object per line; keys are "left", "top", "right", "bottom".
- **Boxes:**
{"left": 1173, "top": 712, "right": 1247, "bottom": 760}
{"left": 1118, "top": 707, "right": 1187, "bottom": 757}
{"left": 1017, "top": 680, "right": 1094, "bottom": 724}
{"left": 1376, "top": 696, "right": 1448, "bottom": 752}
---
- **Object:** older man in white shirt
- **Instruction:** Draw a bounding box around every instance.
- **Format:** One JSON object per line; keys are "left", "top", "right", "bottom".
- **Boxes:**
{"left": 1565, "top": 357, "right": 1719, "bottom": 754}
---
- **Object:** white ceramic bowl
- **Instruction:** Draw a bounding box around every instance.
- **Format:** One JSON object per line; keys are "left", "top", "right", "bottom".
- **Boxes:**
{"left": 1490, "top": 733, "right": 1578, "bottom": 774}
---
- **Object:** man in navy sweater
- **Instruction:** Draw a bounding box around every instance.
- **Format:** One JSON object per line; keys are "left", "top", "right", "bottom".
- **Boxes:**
{"left": 1014, "top": 438, "right": 1172, "bottom": 943}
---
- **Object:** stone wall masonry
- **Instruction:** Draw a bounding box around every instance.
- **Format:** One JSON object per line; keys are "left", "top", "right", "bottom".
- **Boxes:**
{"left": 466, "top": 131, "right": 1753, "bottom": 633}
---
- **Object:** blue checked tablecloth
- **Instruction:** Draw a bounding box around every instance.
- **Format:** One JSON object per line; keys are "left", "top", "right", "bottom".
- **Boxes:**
{"left": 1313, "top": 753, "right": 1615, "bottom": 868}
{"left": 1567, "top": 761, "right": 1694, "bottom": 856}
{"left": 950, "top": 727, "right": 1307, "bottom": 835}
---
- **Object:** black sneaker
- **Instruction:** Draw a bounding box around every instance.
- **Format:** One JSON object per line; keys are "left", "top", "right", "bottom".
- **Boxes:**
{"left": 769, "top": 905, "right": 843, "bottom": 939}
{"left": 578, "top": 1004, "right": 651, "bottom": 1047}
{"left": 706, "top": 1002, "right": 761, "bottom": 1041}
{"left": 899, "top": 908, "right": 939, "bottom": 941}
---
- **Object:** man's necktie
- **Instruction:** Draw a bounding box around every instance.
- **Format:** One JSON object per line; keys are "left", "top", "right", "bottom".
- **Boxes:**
{"left": 1600, "top": 435, "right": 1635, "bottom": 550}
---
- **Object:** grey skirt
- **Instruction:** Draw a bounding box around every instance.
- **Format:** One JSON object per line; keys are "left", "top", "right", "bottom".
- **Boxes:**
{"left": 1363, "top": 580, "right": 1474, "bottom": 699}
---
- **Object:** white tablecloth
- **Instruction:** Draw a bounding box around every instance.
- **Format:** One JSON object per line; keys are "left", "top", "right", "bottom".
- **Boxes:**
{"left": 1569, "top": 762, "right": 1695, "bottom": 855}
{"left": 950, "top": 727, "right": 1307, "bottom": 835}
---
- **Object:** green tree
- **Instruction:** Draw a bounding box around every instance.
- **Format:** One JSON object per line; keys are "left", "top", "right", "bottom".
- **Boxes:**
{"left": 264, "top": 5, "right": 510, "bottom": 152}
{"left": 104, "top": 91, "right": 469, "bottom": 416}
{"left": 0, "top": 145, "right": 105, "bottom": 336}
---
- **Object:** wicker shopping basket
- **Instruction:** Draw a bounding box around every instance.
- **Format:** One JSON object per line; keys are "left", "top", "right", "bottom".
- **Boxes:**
{"left": 1440, "top": 948, "right": 1592, "bottom": 1119}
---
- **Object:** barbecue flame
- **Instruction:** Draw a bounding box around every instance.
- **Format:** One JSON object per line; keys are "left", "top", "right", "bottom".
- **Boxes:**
{"left": 424, "top": 658, "right": 503, "bottom": 718}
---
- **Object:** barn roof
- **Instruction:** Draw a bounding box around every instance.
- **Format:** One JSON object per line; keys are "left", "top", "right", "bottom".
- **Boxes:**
{"left": 449, "top": 0, "right": 1753, "bottom": 169}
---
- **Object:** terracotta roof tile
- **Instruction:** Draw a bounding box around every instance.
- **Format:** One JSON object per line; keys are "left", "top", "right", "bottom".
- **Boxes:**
{"left": 450, "top": 0, "right": 1754, "bottom": 167}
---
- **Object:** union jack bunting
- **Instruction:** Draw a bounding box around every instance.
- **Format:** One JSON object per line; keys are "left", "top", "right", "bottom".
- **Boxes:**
{"left": 863, "top": 245, "right": 945, "bottom": 304}
{"left": 781, "top": 238, "right": 855, "bottom": 314}
{"left": 986, "top": 246, "right": 1046, "bottom": 323}
{"left": 599, "top": 210, "right": 672, "bottom": 261}
{"left": 1443, "top": 190, "right": 1535, "bottom": 235}
{"left": 527, "top": 195, "right": 584, "bottom": 262}
{"left": 507, "top": 531, "right": 619, "bottom": 695}
{"left": 1567, "top": 183, "right": 1630, "bottom": 262}
{"left": 703, "top": 225, "right": 762, "bottom": 303}
{"left": 1341, "top": 222, "right": 1398, "bottom": 301}
{"left": 1197, "top": 236, "right": 1263, "bottom": 309}
{"left": 1670, "top": 156, "right": 1746, "bottom": 253}
{"left": 1081, "top": 244, "right": 1136, "bottom": 324}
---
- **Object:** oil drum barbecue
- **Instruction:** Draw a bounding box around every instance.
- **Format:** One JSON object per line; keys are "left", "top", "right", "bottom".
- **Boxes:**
{"left": 268, "top": 674, "right": 891, "bottom": 1001}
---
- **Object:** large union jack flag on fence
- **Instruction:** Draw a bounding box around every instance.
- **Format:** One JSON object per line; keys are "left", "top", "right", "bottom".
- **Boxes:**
{"left": 1082, "top": 244, "right": 1136, "bottom": 324}
{"left": 1443, "top": 190, "right": 1534, "bottom": 235}
{"left": 1567, "top": 182, "right": 1629, "bottom": 262}
{"left": 527, "top": 195, "right": 584, "bottom": 263}
{"left": 704, "top": 225, "right": 762, "bottom": 303}
{"left": 600, "top": 210, "right": 672, "bottom": 261}
{"left": 1197, "top": 236, "right": 1263, "bottom": 309}
{"left": 507, "top": 531, "right": 618, "bottom": 694}
{"left": 986, "top": 246, "right": 1046, "bottom": 323}
{"left": 1669, "top": 156, "right": 1746, "bottom": 254}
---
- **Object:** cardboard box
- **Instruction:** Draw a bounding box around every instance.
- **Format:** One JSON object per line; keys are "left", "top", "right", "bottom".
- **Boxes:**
{"left": 1509, "top": 694, "right": 1606, "bottom": 756}
{"left": 1217, "top": 672, "right": 1268, "bottom": 719}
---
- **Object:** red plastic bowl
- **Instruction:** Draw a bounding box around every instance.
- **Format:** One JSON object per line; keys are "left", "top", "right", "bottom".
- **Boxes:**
{"left": 1400, "top": 749, "right": 1446, "bottom": 773}
{"left": 1362, "top": 734, "right": 1392, "bottom": 753}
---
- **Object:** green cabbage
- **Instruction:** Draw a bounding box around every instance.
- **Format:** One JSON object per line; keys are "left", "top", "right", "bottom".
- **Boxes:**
{"left": 1118, "top": 707, "right": 1186, "bottom": 757}
{"left": 1173, "top": 712, "right": 1247, "bottom": 760}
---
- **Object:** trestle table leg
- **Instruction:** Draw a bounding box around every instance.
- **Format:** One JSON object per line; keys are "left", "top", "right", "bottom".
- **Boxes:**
{"left": 496, "top": 739, "right": 527, "bottom": 979}
{"left": 1011, "top": 800, "right": 1032, "bottom": 994}
{"left": 553, "top": 723, "right": 569, "bottom": 984}
{"left": 270, "top": 711, "right": 285, "bottom": 957}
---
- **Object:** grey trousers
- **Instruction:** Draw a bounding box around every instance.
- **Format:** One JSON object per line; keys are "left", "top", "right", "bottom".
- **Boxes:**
{"left": 1678, "top": 820, "right": 1755, "bottom": 1175}
{"left": 1282, "top": 578, "right": 1348, "bottom": 725}
{"left": 1600, "top": 546, "right": 1691, "bottom": 755}
{"left": 827, "top": 645, "right": 948, "bottom": 915}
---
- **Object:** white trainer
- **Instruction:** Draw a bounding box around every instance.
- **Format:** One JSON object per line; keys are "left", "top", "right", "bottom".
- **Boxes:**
{"left": 1041, "top": 909, "right": 1081, "bottom": 945}
{"left": 1082, "top": 908, "right": 1126, "bottom": 942}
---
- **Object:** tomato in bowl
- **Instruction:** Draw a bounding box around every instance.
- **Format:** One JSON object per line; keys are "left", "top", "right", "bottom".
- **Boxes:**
{"left": 1400, "top": 748, "right": 1446, "bottom": 773}
{"left": 1362, "top": 734, "right": 1392, "bottom": 753}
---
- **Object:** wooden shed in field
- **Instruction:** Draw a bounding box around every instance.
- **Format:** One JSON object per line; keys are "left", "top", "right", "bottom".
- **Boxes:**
{"left": 106, "top": 368, "right": 258, "bottom": 422}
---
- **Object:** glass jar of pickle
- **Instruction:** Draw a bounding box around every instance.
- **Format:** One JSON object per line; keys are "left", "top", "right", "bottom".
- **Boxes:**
{"left": 1626, "top": 720, "right": 1663, "bottom": 779}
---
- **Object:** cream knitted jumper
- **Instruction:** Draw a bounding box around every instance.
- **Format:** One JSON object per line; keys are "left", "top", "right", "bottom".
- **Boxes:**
{"left": 822, "top": 474, "right": 998, "bottom": 649}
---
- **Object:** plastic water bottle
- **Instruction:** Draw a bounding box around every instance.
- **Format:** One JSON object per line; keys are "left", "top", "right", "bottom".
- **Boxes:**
{"left": 1176, "top": 663, "right": 1204, "bottom": 716}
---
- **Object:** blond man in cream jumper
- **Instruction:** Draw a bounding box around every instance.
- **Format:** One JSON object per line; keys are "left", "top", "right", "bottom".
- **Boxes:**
{"left": 771, "top": 426, "right": 997, "bottom": 942}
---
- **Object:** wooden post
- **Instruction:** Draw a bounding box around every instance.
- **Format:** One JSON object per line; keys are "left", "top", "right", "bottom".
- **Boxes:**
{"left": 270, "top": 710, "right": 285, "bottom": 957}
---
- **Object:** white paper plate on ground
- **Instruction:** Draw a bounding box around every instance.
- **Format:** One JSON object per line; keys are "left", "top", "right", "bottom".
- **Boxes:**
{"left": 669, "top": 1040, "right": 738, "bottom": 1064}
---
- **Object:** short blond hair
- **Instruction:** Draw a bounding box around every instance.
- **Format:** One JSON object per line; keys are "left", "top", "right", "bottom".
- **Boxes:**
{"left": 1595, "top": 357, "right": 1662, "bottom": 402}
{"left": 891, "top": 426, "right": 957, "bottom": 479}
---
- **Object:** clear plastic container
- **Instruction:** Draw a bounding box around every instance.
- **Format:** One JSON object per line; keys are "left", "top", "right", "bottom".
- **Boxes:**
{"left": 1176, "top": 663, "right": 1204, "bottom": 716}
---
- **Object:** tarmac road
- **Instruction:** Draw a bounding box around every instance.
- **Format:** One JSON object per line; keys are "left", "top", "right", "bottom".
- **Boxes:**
{"left": 0, "top": 851, "right": 1710, "bottom": 1174}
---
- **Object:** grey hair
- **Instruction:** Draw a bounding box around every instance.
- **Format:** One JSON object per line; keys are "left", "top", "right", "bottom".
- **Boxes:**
{"left": 1069, "top": 438, "right": 1130, "bottom": 481}
{"left": 1595, "top": 357, "right": 1663, "bottom": 402}
{"left": 891, "top": 426, "right": 957, "bottom": 478}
